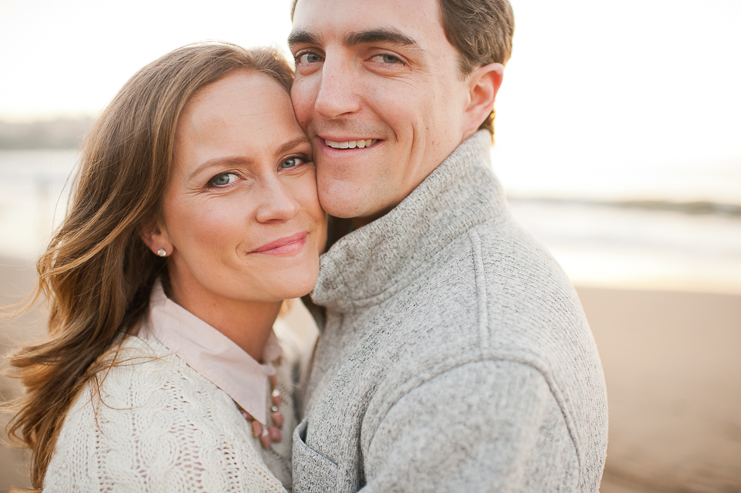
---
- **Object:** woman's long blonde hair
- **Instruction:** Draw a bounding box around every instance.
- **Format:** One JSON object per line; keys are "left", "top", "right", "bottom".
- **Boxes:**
{"left": 4, "top": 42, "right": 293, "bottom": 490}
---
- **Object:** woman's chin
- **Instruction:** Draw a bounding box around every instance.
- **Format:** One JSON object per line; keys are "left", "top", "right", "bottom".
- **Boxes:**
{"left": 262, "top": 268, "right": 319, "bottom": 301}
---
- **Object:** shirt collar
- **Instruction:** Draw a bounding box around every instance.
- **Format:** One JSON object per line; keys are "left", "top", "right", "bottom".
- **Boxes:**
{"left": 139, "top": 279, "right": 282, "bottom": 425}
{"left": 311, "top": 130, "right": 508, "bottom": 313}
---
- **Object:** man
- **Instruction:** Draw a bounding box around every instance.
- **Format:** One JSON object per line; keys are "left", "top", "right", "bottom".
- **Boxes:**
{"left": 287, "top": 0, "right": 608, "bottom": 491}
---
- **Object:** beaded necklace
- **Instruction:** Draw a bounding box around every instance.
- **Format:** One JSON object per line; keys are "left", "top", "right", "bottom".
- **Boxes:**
{"left": 239, "top": 373, "right": 285, "bottom": 449}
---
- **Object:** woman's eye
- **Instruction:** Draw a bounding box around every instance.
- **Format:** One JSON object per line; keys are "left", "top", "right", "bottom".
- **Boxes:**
{"left": 296, "top": 52, "right": 324, "bottom": 65}
{"left": 279, "top": 157, "right": 305, "bottom": 169}
{"left": 209, "top": 172, "right": 238, "bottom": 187}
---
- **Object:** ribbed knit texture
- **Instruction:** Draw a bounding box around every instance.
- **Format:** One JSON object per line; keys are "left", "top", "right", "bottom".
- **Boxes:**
{"left": 44, "top": 335, "right": 292, "bottom": 492}
{"left": 294, "top": 131, "right": 609, "bottom": 492}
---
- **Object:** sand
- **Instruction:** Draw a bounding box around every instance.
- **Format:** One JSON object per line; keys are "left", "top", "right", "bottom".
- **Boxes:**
{"left": 580, "top": 287, "right": 741, "bottom": 492}
{"left": 0, "top": 258, "right": 42, "bottom": 492}
{"left": 1, "top": 257, "right": 740, "bottom": 492}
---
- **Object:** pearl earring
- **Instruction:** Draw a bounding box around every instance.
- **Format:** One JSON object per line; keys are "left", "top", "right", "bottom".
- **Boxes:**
{"left": 157, "top": 248, "right": 167, "bottom": 257}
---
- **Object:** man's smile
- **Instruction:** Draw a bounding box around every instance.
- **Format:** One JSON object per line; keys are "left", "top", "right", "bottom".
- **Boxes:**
{"left": 324, "top": 138, "right": 378, "bottom": 149}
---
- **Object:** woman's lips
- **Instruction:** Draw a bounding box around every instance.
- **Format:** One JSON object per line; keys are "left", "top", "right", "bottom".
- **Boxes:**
{"left": 250, "top": 232, "right": 307, "bottom": 255}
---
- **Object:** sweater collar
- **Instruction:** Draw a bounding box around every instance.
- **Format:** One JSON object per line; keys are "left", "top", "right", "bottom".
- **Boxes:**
{"left": 139, "top": 280, "right": 282, "bottom": 425}
{"left": 312, "top": 130, "right": 507, "bottom": 313}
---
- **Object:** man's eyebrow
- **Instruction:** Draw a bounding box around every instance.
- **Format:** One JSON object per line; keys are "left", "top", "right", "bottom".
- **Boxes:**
{"left": 288, "top": 28, "right": 421, "bottom": 52}
{"left": 344, "top": 29, "right": 417, "bottom": 48}
{"left": 288, "top": 30, "right": 320, "bottom": 47}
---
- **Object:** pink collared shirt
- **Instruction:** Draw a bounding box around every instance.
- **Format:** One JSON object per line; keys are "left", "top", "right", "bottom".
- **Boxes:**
{"left": 139, "top": 280, "right": 282, "bottom": 425}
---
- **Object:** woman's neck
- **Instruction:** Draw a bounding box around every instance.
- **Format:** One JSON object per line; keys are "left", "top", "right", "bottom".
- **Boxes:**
{"left": 166, "top": 273, "right": 282, "bottom": 363}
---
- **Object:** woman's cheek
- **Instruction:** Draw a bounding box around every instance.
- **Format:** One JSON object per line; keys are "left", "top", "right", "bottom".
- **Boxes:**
{"left": 188, "top": 201, "right": 241, "bottom": 248}
{"left": 294, "top": 170, "right": 323, "bottom": 216}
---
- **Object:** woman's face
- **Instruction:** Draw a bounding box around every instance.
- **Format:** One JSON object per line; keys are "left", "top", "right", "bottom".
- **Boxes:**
{"left": 156, "top": 70, "right": 326, "bottom": 305}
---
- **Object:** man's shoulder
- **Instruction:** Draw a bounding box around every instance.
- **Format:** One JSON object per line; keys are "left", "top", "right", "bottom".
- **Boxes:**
{"left": 473, "top": 215, "right": 587, "bottom": 328}
{"left": 408, "top": 213, "right": 586, "bottom": 342}
{"left": 373, "top": 211, "right": 600, "bottom": 399}
{"left": 385, "top": 213, "right": 604, "bottom": 404}
{"left": 375, "top": 217, "right": 607, "bottom": 484}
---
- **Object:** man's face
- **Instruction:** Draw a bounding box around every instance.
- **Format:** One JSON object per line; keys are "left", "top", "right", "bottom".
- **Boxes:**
{"left": 290, "top": 0, "right": 475, "bottom": 225}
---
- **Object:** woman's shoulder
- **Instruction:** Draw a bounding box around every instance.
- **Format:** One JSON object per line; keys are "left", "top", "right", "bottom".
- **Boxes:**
{"left": 45, "top": 335, "right": 287, "bottom": 492}
{"left": 63, "top": 335, "right": 244, "bottom": 435}
{"left": 75, "top": 335, "right": 206, "bottom": 404}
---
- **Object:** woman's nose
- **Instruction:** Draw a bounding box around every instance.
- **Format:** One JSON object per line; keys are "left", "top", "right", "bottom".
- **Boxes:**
{"left": 254, "top": 179, "right": 301, "bottom": 223}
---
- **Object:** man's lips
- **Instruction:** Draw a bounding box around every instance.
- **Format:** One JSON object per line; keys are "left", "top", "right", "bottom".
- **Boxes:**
{"left": 250, "top": 232, "right": 307, "bottom": 255}
{"left": 323, "top": 138, "right": 378, "bottom": 150}
{"left": 317, "top": 135, "right": 382, "bottom": 151}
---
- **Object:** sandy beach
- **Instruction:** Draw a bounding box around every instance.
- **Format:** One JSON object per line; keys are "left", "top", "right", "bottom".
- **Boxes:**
{"left": 581, "top": 287, "right": 741, "bottom": 492}
{"left": 1, "top": 256, "right": 740, "bottom": 492}
{"left": 0, "top": 258, "right": 42, "bottom": 492}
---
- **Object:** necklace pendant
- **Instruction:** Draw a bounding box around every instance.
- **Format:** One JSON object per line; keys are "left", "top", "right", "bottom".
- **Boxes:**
{"left": 251, "top": 420, "right": 263, "bottom": 438}
{"left": 268, "top": 426, "right": 282, "bottom": 442}
{"left": 271, "top": 388, "right": 282, "bottom": 407}
{"left": 260, "top": 431, "right": 272, "bottom": 449}
{"left": 271, "top": 410, "right": 285, "bottom": 428}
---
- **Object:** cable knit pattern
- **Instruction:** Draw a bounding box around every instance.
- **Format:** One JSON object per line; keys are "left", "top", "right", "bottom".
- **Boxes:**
{"left": 43, "top": 335, "right": 288, "bottom": 492}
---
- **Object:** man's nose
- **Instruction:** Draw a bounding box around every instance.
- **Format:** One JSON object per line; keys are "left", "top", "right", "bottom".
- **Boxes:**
{"left": 314, "top": 55, "right": 361, "bottom": 119}
{"left": 254, "top": 178, "right": 301, "bottom": 224}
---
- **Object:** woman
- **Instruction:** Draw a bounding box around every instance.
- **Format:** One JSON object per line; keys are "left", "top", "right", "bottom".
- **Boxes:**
{"left": 5, "top": 42, "right": 326, "bottom": 492}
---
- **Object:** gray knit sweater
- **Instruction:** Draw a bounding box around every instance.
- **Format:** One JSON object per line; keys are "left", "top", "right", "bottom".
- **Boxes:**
{"left": 293, "top": 131, "right": 608, "bottom": 492}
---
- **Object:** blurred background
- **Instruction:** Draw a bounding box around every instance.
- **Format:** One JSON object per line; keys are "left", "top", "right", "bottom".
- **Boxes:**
{"left": 1, "top": 0, "right": 739, "bottom": 491}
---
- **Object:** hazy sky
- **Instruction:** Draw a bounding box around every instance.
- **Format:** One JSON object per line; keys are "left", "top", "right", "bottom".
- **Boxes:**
{"left": 1, "top": 0, "right": 740, "bottom": 200}
{"left": 0, "top": 0, "right": 294, "bottom": 117}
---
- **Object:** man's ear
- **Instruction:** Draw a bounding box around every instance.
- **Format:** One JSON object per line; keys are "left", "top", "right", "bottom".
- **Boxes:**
{"left": 139, "top": 219, "right": 173, "bottom": 257}
{"left": 462, "top": 62, "right": 504, "bottom": 139}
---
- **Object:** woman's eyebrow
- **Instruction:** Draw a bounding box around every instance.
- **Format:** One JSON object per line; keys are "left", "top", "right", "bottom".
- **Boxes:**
{"left": 189, "top": 136, "right": 310, "bottom": 179}
{"left": 190, "top": 156, "right": 252, "bottom": 179}
{"left": 276, "top": 135, "right": 312, "bottom": 155}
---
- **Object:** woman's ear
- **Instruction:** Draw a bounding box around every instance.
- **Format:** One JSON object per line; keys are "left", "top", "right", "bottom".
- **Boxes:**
{"left": 462, "top": 62, "right": 504, "bottom": 138}
{"left": 139, "top": 219, "right": 173, "bottom": 257}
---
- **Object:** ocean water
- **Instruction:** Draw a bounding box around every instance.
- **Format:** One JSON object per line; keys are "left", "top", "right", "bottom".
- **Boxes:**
{"left": 507, "top": 198, "right": 741, "bottom": 294}
{"left": 1, "top": 149, "right": 740, "bottom": 294}
{"left": 0, "top": 150, "right": 76, "bottom": 259}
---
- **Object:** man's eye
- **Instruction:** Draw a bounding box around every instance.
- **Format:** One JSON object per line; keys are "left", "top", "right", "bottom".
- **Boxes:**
{"left": 373, "top": 54, "right": 403, "bottom": 64}
{"left": 279, "top": 157, "right": 305, "bottom": 169}
{"left": 209, "top": 172, "right": 238, "bottom": 187}
{"left": 296, "top": 52, "right": 324, "bottom": 65}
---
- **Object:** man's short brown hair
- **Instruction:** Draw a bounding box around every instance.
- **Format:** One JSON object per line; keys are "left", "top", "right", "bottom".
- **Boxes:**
{"left": 438, "top": 0, "right": 514, "bottom": 136}
{"left": 290, "top": 0, "right": 515, "bottom": 137}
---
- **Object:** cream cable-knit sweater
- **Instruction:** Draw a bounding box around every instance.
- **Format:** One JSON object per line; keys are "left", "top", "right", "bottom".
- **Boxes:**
{"left": 44, "top": 335, "right": 288, "bottom": 492}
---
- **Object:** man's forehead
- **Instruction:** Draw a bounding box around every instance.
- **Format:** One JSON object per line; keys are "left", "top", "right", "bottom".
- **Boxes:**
{"left": 290, "top": 0, "right": 443, "bottom": 43}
